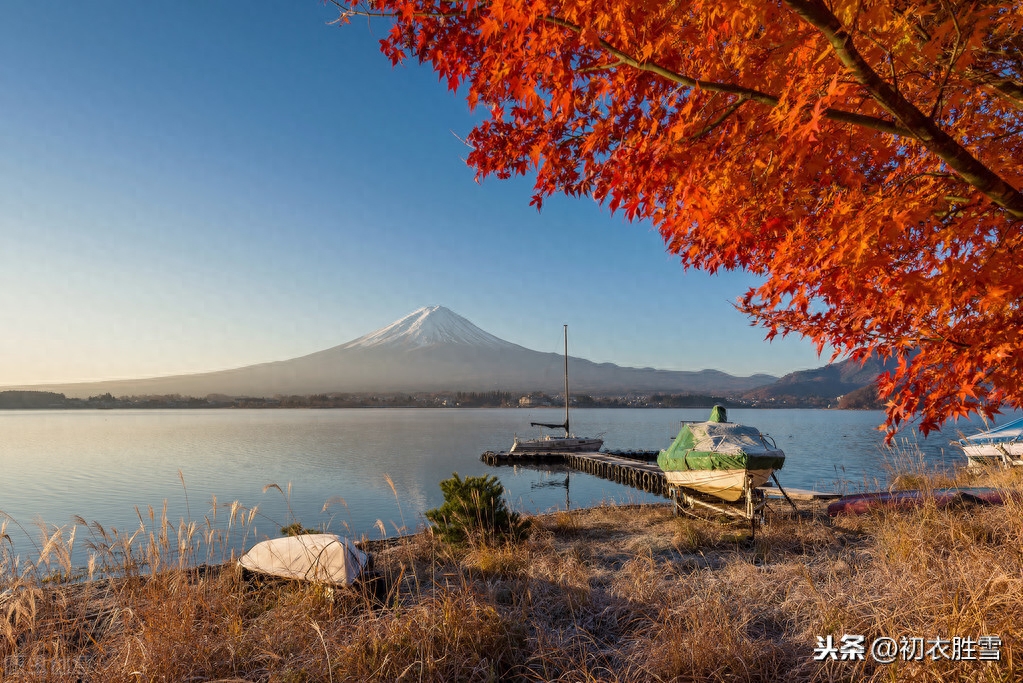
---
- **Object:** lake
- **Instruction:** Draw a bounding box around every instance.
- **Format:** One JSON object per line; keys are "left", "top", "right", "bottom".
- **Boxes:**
{"left": 0, "top": 407, "right": 981, "bottom": 565}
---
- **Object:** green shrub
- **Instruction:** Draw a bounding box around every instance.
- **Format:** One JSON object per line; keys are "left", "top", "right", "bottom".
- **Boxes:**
{"left": 425, "top": 473, "right": 525, "bottom": 545}
{"left": 280, "top": 522, "right": 318, "bottom": 536}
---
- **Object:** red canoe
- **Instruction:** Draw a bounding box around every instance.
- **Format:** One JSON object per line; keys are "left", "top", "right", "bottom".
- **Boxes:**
{"left": 827, "top": 487, "right": 1016, "bottom": 517}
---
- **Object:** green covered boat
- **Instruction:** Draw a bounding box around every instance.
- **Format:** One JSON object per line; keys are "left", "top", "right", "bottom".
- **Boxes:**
{"left": 657, "top": 406, "right": 786, "bottom": 502}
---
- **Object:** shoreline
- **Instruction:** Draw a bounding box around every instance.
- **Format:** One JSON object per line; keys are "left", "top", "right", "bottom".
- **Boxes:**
{"left": 4, "top": 465, "right": 1020, "bottom": 681}
{"left": 0, "top": 389, "right": 864, "bottom": 411}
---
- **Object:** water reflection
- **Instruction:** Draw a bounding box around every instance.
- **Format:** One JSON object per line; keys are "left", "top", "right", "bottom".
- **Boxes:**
{"left": 0, "top": 407, "right": 1003, "bottom": 565}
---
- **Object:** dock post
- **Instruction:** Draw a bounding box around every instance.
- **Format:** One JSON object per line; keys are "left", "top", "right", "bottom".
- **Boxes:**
{"left": 745, "top": 475, "right": 756, "bottom": 540}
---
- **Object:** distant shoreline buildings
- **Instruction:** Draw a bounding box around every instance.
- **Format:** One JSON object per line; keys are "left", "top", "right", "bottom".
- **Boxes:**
{"left": 0, "top": 389, "right": 876, "bottom": 411}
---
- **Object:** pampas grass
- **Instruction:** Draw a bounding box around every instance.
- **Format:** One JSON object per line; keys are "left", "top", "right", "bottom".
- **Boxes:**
{"left": 2, "top": 459, "right": 1022, "bottom": 681}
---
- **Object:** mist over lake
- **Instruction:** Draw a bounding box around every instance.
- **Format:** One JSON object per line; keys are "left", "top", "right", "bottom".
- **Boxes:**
{"left": 1, "top": 407, "right": 973, "bottom": 564}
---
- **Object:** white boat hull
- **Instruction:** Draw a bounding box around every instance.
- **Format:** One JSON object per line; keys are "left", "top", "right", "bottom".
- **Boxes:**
{"left": 510, "top": 436, "right": 604, "bottom": 453}
{"left": 962, "top": 443, "right": 1023, "bottom": 468}
{"left": 663, "top": 468, "right": 774, "bottom": 502}
{"left": 238, "top": 533, "right": 367, "bottom": 585}
{"left": 957, "top": 417, "right": 1023, "bottom": 468}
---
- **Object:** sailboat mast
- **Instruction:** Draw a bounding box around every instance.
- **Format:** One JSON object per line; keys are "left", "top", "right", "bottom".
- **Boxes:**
{"left": 563, "top": 324, "right": 569, "bottom": 437}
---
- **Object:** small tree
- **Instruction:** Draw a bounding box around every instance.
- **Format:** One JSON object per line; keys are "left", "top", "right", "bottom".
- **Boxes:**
{"left": 426, "top": 473, "right": 524, "bottom": 544}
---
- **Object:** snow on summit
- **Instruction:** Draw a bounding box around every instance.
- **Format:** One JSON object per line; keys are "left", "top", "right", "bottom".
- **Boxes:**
{"left": 343, "top": 306, "right": 519, "bottom": 350}
{"left": 2, "top": 304, "right": 779, "bottom": 396}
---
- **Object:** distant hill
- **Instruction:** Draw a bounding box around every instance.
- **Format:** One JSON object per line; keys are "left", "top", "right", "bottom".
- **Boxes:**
{"left": 0, "top": 391, "right": 70, "bottom": 409}
{"left": 837, "top": 383, "right": 886, "bottom": 410}
{"left": 743, "top": 355, "right": 893, "bottom": 403}
{"left": 3, "top": 306, "right": 777, "bottom": 399}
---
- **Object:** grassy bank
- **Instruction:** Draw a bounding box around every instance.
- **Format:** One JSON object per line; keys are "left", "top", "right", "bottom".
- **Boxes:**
{"left": 3, "top": 465, "right": 1022, "bottom": 681}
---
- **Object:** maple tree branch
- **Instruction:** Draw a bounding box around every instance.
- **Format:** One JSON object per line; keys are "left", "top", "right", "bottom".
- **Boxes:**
{"left": 988, "top": 79, "right": 1023, "bottom": 108}
{"left": 963, "top": 70, "right": 1023, "bottom": 108}
{"left": 540, "top": 15, "right": 910, "bottom": 137}
{"left": 781, "top": 0, "right": 1023, "bottom": 219}
{"left": 917, "top": 335, "right": 971, "bottom": 349}
{"left": 897, "top": 171, "right": 954, "bottom": 189}
{"left": 543, "top": 17, "right": 768, "bottom": 98}
{"left": 887, "top": 3, "right": 1023, "bottom": 109}
{"left": 337, "top": 3, "right": 911, "bottom": 137}
{"left": 577, "top": 59, "right": 624, "bottom": 74}
{"left": 886, "top": 1, "right": 1023, "bottom": 110}
{"left": 928, "top": 0, "right": 968, "bottom": 120}
{"left": 987, "top": 126, "right": 1023, "bottom": 142}
{"left": 689, "top": 97, "right": 750, "bottom": 139}
{"left": 335, "top": 3, "right": 466, "bottom": 21}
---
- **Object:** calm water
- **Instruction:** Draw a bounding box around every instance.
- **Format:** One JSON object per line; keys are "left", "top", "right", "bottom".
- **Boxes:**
{"left": 0, "top": 408, "right": 983, "bottom": 564}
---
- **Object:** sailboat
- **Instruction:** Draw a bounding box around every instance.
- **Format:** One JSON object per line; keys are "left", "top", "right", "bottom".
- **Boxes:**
{"left": 509, "top": 325, "right": 604, "bottom": 454}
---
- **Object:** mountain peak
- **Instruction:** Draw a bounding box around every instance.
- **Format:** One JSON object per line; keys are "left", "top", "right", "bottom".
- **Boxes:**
{"left": 4, "top": 305, "right": 779, "bottom": 397}
{"left": 342, "top": 306, "right": 518, "bottom": 350}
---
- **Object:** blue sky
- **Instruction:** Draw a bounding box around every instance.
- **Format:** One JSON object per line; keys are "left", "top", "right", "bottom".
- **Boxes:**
{"left": 0, "top": 2, "right": 828, "bottom": 386}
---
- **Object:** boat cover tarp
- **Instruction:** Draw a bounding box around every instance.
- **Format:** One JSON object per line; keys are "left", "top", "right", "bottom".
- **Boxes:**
{"left": 658, "top": 421, "right": 785, "bottom": 472}
{"left": 827, "top": 487, "right": 1019, "bottom": 517}
{"left": 958, "top": 416, "right": 1023, "bottom": 447}
{"left": 238, "top": 533, "right": 368, "bottom": 585}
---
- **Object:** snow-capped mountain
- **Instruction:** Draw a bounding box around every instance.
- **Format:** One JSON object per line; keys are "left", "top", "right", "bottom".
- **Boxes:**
{"left": 343, "top": 306, "right": 521, "bottom": 351}
{"left": 5, "top": 306, "right": 776, "bottom": 398}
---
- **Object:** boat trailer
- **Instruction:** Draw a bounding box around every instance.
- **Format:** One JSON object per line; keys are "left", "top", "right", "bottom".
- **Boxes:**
{"left": 669, "top": 473, "right": 798, "bottom": 539}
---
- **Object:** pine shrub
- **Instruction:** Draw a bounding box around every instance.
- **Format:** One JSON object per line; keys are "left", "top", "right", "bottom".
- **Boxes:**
{"left": 425, "top": 473, "right": 525, "bottom": 545}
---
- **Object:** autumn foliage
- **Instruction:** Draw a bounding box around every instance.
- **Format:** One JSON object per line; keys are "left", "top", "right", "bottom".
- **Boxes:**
{"left": 335, "top": 0, "right": 1023, "bottom": 435}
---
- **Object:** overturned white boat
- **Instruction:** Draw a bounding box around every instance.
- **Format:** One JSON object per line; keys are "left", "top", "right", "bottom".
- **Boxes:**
{"left": 956, "top": 416, "right": 1023, "bottom": 468}
{"left": 238, "top": 533, "right": 368, "bottom": 585}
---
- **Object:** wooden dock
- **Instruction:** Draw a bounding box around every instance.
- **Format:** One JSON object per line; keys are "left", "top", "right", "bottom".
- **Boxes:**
{"left": 481, "top": 450, "right": 840, "bottom": 501}
{"left": 563, "top": 451, "right": 670, "bottom": 496}
{"left": 480, "top": 449, "right": 659, "bottom": 465}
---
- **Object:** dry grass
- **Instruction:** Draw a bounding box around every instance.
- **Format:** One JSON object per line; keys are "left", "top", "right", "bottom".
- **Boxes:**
{"left": 3, "top": 464, "right": 1023, "bottom": 681}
